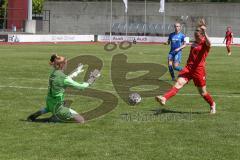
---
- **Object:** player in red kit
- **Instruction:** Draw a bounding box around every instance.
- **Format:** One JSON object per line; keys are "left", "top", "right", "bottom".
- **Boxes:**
{"left": 155, "top": 19, "right": 216, "bottom": 114}
{"left": 223, "top": 26, "right": 233, "bottom": 56}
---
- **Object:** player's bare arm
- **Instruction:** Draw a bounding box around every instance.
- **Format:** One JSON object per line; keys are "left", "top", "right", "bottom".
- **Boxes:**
{"left": 175, "top": 41, "right": 186, "bottom": 52}
{"left": 165, "top": 39, "right": 170, "bottom": 45}
{"left": 201, "top": 26, "right": 211, "bottom": 47}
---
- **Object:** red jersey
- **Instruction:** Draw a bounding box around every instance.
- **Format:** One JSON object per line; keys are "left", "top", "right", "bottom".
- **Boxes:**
{"left": 225, "top": 31, "right": 233, "bottom": 42}
{"left": 186, "top": 38, "right": 210, "bottom": 69}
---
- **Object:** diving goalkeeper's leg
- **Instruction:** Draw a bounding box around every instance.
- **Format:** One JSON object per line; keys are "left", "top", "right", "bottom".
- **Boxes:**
{"left": 73, "top": 114, "right": 85, "bottom": 124}
{"left": 69, "top": 108, "right": 85, "bottom": 124}
{"left": 27, "top": 108, "right": 48, "bottom": 121}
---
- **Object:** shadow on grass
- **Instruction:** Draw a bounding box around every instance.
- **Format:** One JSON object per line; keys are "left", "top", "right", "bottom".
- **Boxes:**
{"left": 150, "top": 108, "right": 208, "bottom": 115}
{"left": 229, "top": 92, "right": 240, "bottom": 95}
{"left": 19, "top": 118, "right": 57, "bottom": 123}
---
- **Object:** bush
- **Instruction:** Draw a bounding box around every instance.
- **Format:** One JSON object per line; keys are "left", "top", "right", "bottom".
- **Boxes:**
{"left": 33, "top": 0, "right": 45, "bottom": 14}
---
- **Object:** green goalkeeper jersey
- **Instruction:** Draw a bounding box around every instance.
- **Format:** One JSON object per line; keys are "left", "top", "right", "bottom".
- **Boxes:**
{"left": 46, "top": 69, "right": 89, "bottom": 113}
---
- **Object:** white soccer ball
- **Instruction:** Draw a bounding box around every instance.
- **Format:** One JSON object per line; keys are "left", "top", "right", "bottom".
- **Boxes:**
{"left": 128, "top": 93, "right": 142, "bottom": 105}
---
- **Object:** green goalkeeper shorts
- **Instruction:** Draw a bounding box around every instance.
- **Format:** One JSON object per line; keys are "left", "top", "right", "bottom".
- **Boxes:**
{"left": 46, "top": 97, "right": 78, "bottom": 121}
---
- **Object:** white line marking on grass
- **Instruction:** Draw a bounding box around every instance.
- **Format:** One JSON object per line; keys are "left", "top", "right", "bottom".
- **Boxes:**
{"left": 177, "top": 93, "right": 240, "bottom": 98}
{"left": 0, "top": 85, "right": 47, "bottom": 90}
{"left": 5, "top": 77, "right": 47, "bottom": 81}
{"left": 0, "top": 85, "right": 240, "bottom": 98}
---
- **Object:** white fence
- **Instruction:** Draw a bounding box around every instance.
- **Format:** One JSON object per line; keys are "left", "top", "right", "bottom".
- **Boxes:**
{"left": 8, "top": 34, "right": 94, "bottom": 42}
{"left": 5, "top": 34, "right": 240, "bottom": 47}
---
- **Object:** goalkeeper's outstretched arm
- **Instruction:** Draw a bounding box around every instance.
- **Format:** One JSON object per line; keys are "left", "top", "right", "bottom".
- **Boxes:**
{"left": 68, "top": 63, "right": 84, "bottom": 79}
{"left": 64, "top": 77, "right": 89, "bottom": 90}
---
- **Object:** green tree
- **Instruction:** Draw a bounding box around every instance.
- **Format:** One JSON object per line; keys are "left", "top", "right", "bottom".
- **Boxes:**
{"left": 33, "top": 0, "right": 45, "bottom": 14}
{"left": 0, "top": 0, "right": 45, "bottom": 14}
{"left": 0, "top": 0, "right": 8, "bottom": 28}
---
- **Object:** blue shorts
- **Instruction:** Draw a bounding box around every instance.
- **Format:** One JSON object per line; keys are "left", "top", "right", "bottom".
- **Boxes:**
{"left": 168, "top": 51, "right": 182, "bottom": 63}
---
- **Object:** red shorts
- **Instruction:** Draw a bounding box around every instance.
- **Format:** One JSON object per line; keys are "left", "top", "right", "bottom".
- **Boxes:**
{"left": 178, "top": 66, "right": 206, "bottom": 87}
{"left": 226, "top": 41, "right": 231, "bottom": 46}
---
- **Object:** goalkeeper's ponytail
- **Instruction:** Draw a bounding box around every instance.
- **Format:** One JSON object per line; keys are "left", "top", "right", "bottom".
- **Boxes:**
{"left": 49, "top": 54, "right": 67, "bottom": 70}
{"left": 49, "top": 54, "right": 58, "bottom": 65}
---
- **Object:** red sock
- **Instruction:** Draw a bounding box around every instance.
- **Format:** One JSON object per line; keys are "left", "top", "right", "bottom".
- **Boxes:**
{"left": 163, "top": 87, "right": 179, "bottom": 100}
{"left": 203, "top": 93, "right": 214, "bottom": 106}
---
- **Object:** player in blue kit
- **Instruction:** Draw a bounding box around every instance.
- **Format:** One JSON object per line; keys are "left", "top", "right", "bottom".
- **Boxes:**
{"left": 166, "top": 23, "right": 186, "bottom": 81}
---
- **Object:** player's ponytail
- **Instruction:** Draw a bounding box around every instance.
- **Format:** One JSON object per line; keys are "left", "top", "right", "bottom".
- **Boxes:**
{"left": 49, "top": 54, "right": 58, "bottom": 65}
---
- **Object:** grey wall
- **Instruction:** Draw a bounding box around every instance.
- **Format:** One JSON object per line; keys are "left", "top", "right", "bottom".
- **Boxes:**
{"left": 43, "top": 1, "right": 240, "bottom": 37}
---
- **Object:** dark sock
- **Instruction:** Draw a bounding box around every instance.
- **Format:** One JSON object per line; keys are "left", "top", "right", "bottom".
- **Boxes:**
{"left": 168, "top": 65, "right": 175, "bottom": 79}
{"left": 27, "top": 111, "right": 42, "bottom": 121}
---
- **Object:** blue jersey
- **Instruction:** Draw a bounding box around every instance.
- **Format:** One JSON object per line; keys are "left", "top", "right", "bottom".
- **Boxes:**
{"left": 168, "top": 32, "right": 185, "bottom": 53}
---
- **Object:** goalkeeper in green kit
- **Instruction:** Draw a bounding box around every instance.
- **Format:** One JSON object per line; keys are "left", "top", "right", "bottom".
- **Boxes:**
{"left": 27, "top": 54, "right": 100, "bottom": 123}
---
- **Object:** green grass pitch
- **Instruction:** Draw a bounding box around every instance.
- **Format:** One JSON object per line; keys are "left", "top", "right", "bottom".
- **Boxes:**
{"left": 0, "top": 43, "right": 240, "bottom": 160}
